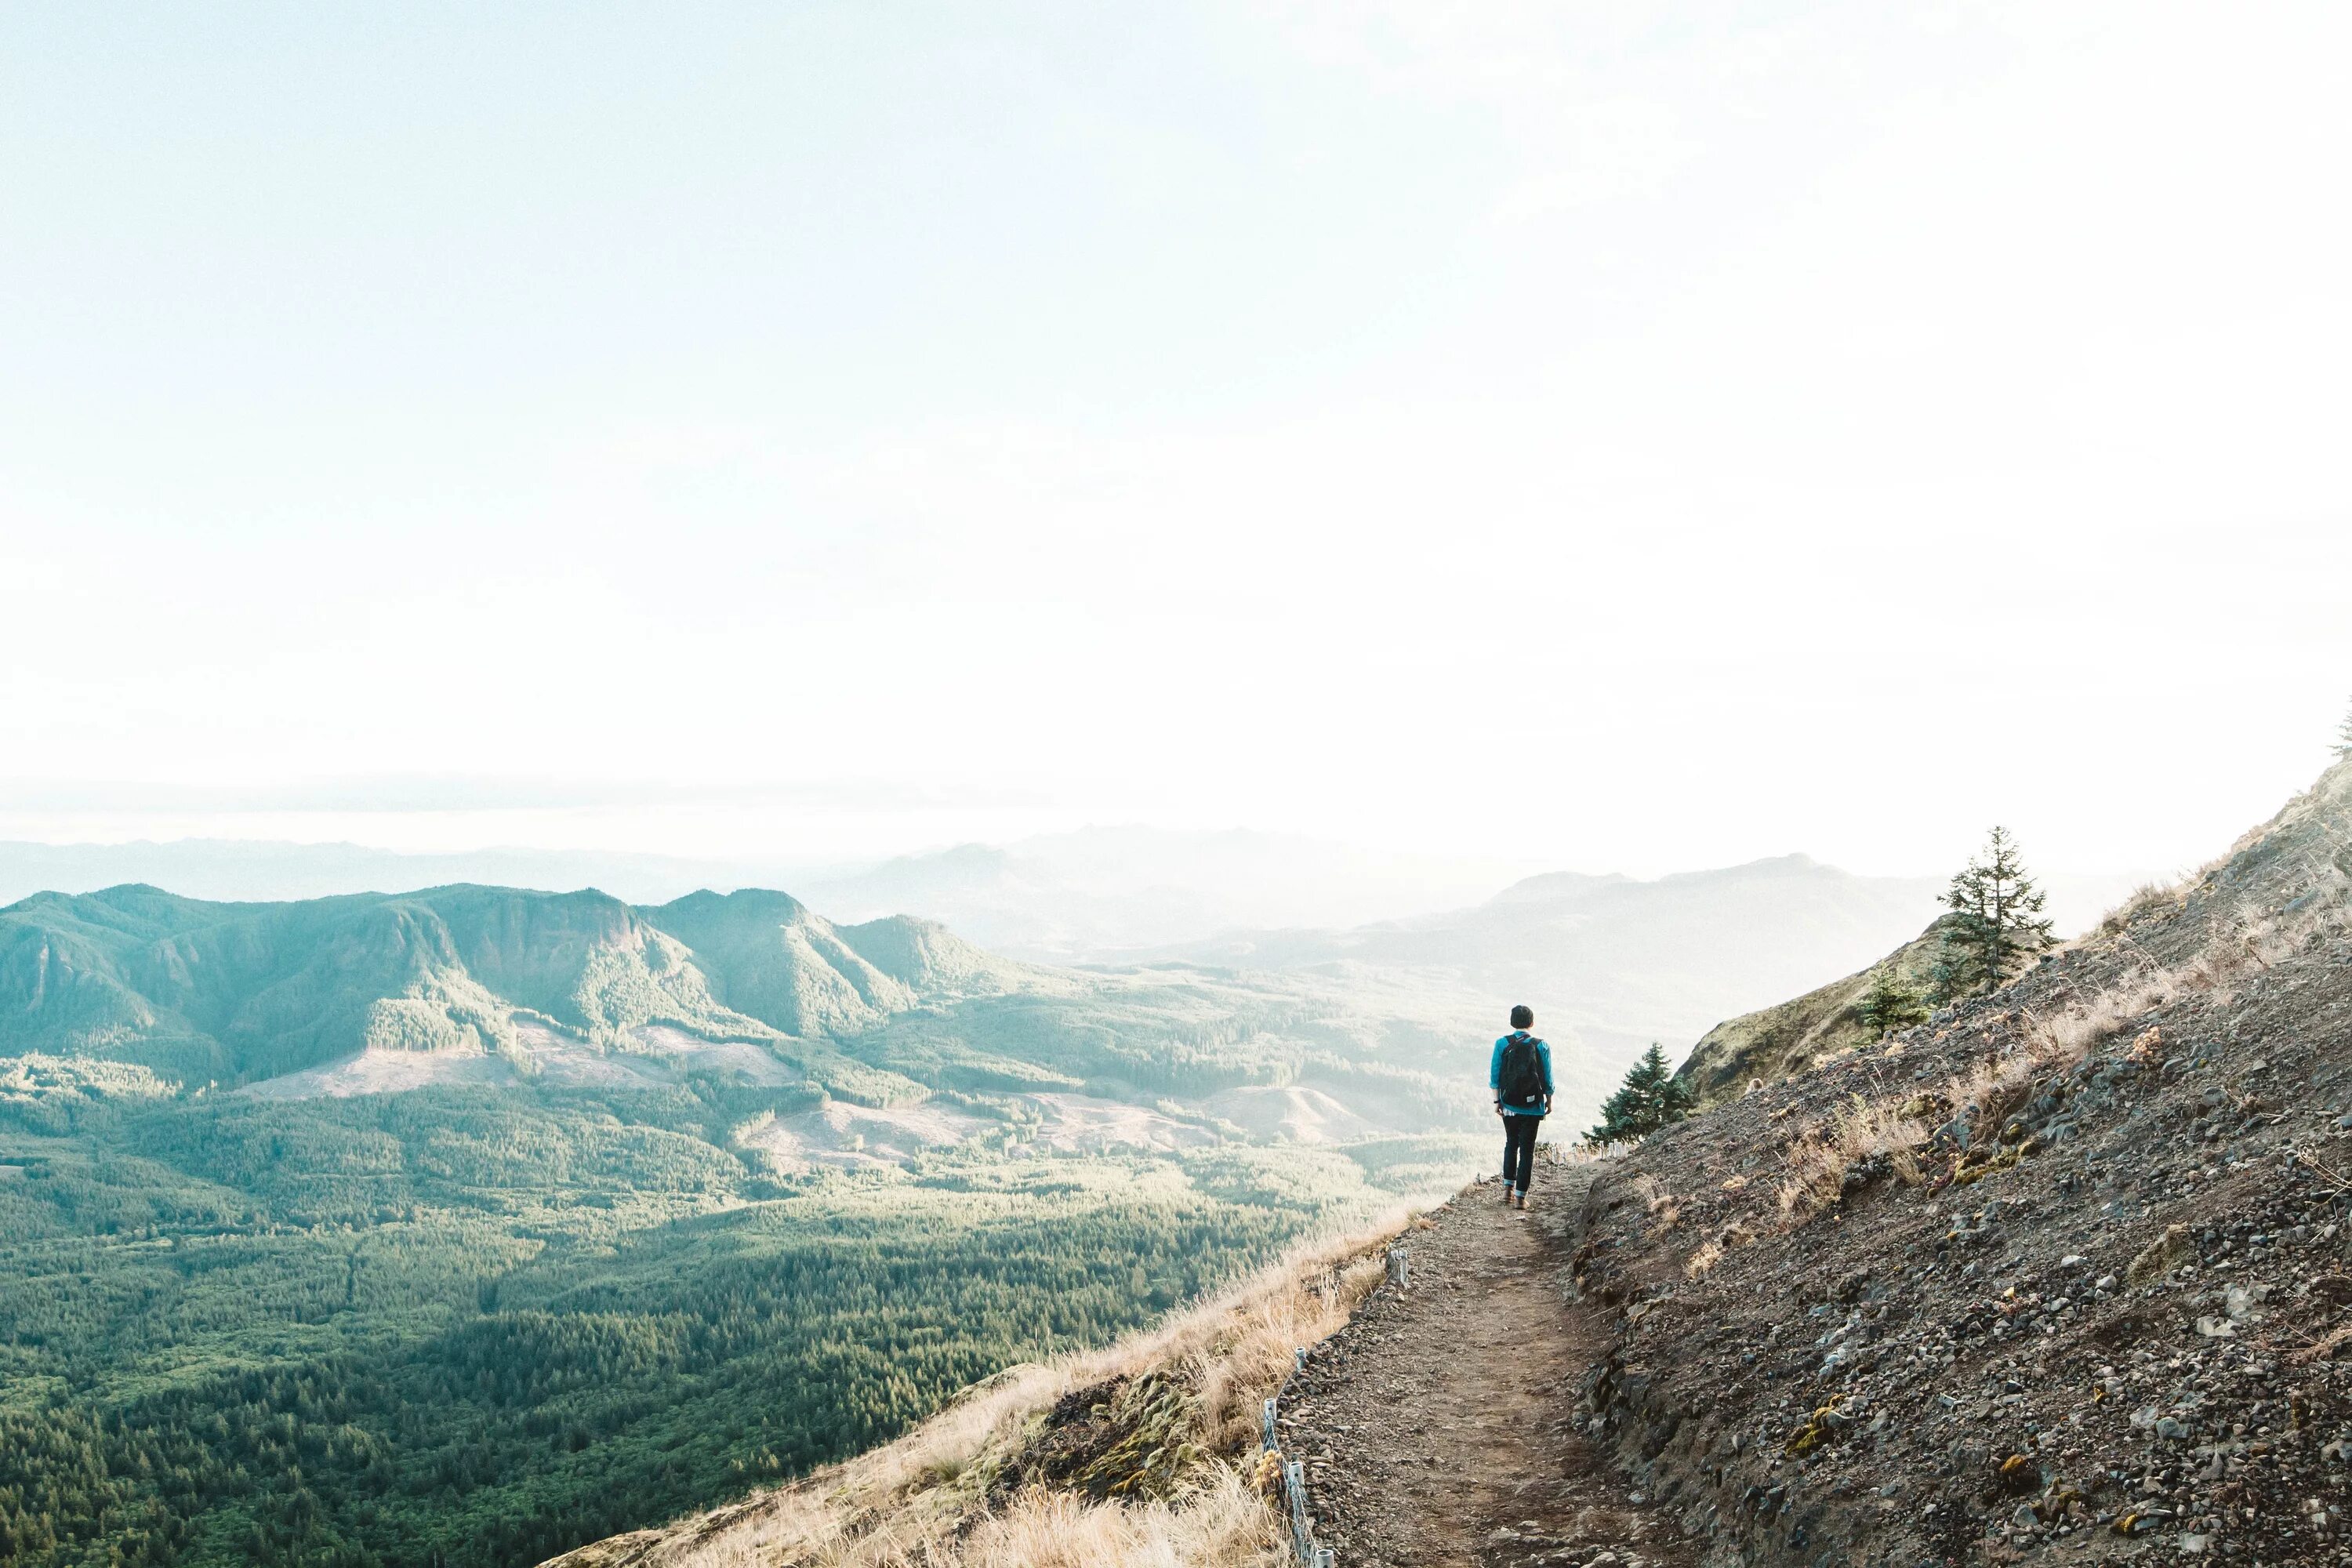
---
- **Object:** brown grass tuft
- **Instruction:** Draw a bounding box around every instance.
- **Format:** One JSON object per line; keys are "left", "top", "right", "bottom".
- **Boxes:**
{"left": 1773, "top": 1092, "right": 1932, "bottom": 1222}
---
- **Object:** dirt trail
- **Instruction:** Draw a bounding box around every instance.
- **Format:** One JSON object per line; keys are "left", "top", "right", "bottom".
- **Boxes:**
{"left": 1278, "top": 1166, "right": 1697, "bottom": 1568}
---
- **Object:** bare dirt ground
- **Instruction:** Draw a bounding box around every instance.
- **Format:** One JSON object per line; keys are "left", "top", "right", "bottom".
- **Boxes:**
{"left": 1279, "top": 1163, "right": 1699, "bottom": 1568}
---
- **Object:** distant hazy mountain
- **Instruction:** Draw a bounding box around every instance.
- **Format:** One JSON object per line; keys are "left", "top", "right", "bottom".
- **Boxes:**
{"left": 0, "top": 838, "right": 792, "bottom": 907}
{"left": 1152, "top": 855, "right": 1951, "bottom": 1068}
{"left": 0, "top": 840, "right": 2141, "bottom": 1090}
{"left": 798, "top": 827, "right": 1519, "bottom": 956}
{"left": 0, "top": 882, "right": 1058, "bottom": 1093}
{"left": 0, "top": 829, "right": 1523, "bottom": 958}
{"left": 0, "top": 880, "right": 1536, "bottom": 1133}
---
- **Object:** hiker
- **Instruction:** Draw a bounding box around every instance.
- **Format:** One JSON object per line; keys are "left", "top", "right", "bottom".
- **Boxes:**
{"left": 1490, "top": 1004, "right": 1552, "bottom": 1210}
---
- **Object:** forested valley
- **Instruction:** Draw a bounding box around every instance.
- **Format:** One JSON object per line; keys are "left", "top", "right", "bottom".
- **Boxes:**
{"left": 0, "top": 1077, "right": 1470, "bottom": 1566}
{"left": 0, "top": 884, "right": 1490, "bottom": 1566}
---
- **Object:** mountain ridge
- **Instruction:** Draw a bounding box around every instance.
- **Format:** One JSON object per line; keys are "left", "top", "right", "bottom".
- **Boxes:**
{"left": 0, "top": 880, "right": 1047, "bottom": 1095}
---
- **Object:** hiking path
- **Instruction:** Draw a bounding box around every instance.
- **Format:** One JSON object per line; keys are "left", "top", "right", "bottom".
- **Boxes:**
{"left": 1276, "top": 1163, "right": 1698, "bottom": 1568}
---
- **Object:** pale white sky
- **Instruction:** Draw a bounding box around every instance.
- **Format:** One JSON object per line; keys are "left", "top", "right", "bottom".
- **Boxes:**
{"left": 2, "top": 1, "right": 2347, "bottom": 883}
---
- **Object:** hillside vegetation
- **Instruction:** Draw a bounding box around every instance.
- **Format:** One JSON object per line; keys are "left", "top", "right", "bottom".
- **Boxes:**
{"left": 0, "top": 1069, "right": 1462, "bottom": 1567}
{"left": 543, "top": 1217, "right": 1414, "bottom": 1568}
{"left": 0, "top": 880, "right": 1493, "bottom": 1568}
{"left": 1566, "top": 760, "right": 2352, "bottom": 1563}
{"left": 0, "top": 884, "right": 1048, "bottom": 1097}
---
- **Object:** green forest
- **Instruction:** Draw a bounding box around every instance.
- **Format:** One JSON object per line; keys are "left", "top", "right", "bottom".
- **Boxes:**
{"left": 0, "top": 1079, "right": 1472, "bottom": 1567}
{"left": 0, "top": 884, "right": 1484, "bottom": 1566}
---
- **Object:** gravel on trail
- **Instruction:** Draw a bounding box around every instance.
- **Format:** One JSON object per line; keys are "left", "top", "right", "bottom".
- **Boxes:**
{"left": 1279, "top": 1164, "right": 1698, "bottom": 1568}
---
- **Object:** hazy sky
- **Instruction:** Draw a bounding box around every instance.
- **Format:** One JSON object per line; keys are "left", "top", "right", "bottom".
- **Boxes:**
{"left": 4, "top": 2, "right": 2347, "bottom": 880}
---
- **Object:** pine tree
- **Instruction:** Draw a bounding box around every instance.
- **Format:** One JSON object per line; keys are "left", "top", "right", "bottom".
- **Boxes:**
{"left": 2336, "top": 698, "right": 2352, "bottom": 760}
{"left": 1926, "top": 941, "right": 1972, "bottom": 1007}
{"left": 1935, "top": 826, "right": 2057, "bottom": 999}
{"left": 1589, "top": 1043, "right": 1694, "bottom": 1142}
{"left": 1855, "top": 967, "right": 1930, "bottom": 1036}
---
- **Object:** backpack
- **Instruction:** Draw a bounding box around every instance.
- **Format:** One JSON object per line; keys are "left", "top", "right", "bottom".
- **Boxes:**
{"left": 1499, "top": 1033, "right": 1547, "bottom": 1109}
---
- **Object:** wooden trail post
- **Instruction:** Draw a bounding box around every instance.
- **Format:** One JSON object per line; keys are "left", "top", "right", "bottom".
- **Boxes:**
{"left": 1284, "top": 1457, "right": 1313, "bottom": 1560}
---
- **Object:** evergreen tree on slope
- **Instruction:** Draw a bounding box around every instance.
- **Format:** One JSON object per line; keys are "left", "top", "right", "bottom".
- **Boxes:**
{"left": 1932, "top": 826, "right": 2057, "bottom": 1002}
{"left": 1856, "top": 967, "right": 1931, "bottom": 1037}
{"left": 1591, "top": 1043, "right": 1694, "bottom": 1142}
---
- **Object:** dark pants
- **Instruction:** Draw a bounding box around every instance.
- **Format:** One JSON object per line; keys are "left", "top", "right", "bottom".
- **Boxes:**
{"left": 1502, "top": 1114, "right": 1543, "bottom": 1193}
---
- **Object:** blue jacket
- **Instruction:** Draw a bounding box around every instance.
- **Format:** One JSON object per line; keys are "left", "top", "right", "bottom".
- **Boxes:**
{"left": 1490, "top": 1032, "right": 1553, "bottom": 1116}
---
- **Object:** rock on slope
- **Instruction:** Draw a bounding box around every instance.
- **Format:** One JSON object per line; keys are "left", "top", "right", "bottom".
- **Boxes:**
{"left": 1566, "top": 760, "right": 2352, "bottom": 1565}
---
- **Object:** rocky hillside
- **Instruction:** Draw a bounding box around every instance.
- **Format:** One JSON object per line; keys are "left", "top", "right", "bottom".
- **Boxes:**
{"left": 1566, "top": 760, "right": 2352, "bottom": 1564}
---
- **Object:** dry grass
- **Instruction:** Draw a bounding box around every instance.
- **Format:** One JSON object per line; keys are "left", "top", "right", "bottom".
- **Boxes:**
{"left": 2096, "top": 879, "right": 2190, "bottom": 936}
{"left": 2291, "top": 1323, "right": 2352, "bottom": 1368}
{"left": 558, "top": 1210, "right": 1417, "bottom": 1568}
{"left": 1760, "top": 856, "right": 2352, "bottom": 1234}
{"left": 684, "top": 1468, "right": 1287, "bottom": 1568}
{"left": 1683, "top": 1217, "right": 1755, "bottom": 1281}
{"left": 1773, "top": 1092, "right": 1931, "bottom": 1221}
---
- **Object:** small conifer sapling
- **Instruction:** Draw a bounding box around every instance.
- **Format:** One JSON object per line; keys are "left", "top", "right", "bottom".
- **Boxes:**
{"left": 1856, "top": 967, "right": 1931, "bottom": 1037}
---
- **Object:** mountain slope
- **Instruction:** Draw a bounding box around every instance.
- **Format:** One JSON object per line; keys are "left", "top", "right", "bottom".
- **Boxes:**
{"left": 539, "top": 1218, "right": 1409, "bottom": 1568}
{"left": 1562, "top": 760, "right": 2352, "bottom": 1564}
{"left": 644, "top": 888, "right": 1054, "bottom": 1039}
{"left": 0, "top": 883, "right": 1055, "bottom": 1093}
{"left": 0, "top": 880, "right": 1502, "bottom": 1139}
{"left": 1672, "top": 914, "right": 1956, "bottom": 1105}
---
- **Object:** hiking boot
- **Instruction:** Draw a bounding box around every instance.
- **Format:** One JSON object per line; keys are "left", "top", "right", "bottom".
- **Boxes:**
{"left": 1500, "top": 1181, "right": 1515, "bottom": 1203}
{"left": 1514, "top": 1192, "right": 1530, "bottom": 1211}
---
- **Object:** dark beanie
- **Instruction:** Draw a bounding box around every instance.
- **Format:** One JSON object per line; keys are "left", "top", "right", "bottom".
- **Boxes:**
{"left": 1509, "top": 1004, "right": 1534, "bottom": 1029}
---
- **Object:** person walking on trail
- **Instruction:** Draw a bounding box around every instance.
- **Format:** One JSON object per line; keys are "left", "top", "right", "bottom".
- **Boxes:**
{"left": 1491, "top": 1004, "right": 1552, "bottom": 1211}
